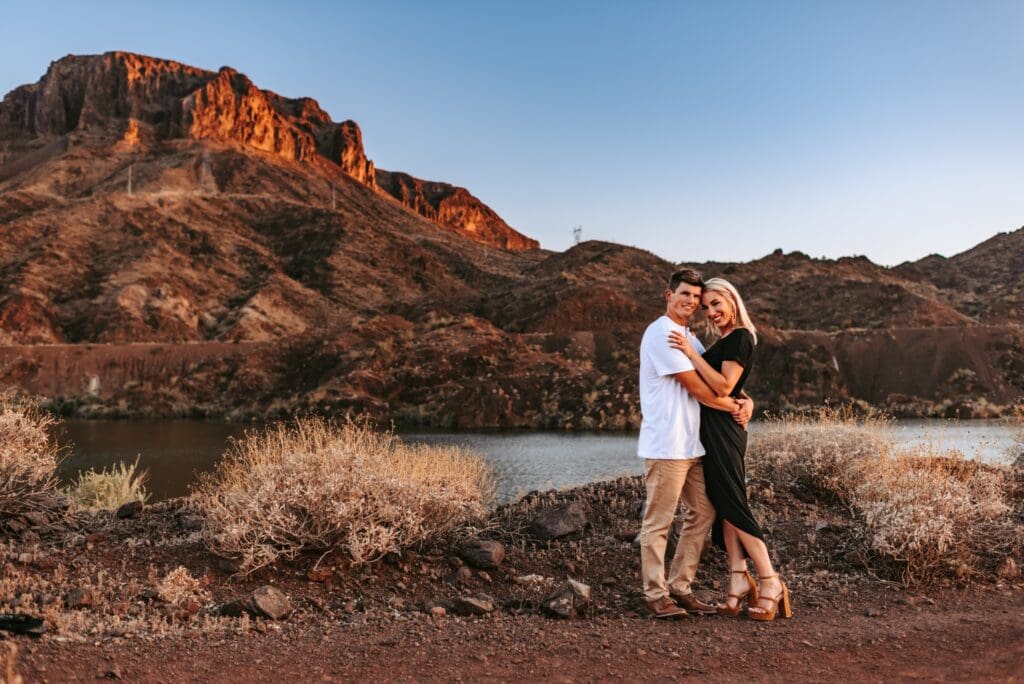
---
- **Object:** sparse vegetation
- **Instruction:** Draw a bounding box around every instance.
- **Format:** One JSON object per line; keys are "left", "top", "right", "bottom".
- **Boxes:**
{"left": 1010, "top": 405, "right": 1024, "bottom": 467}
{"left": 155, "top": 566, "right": 208, "bottom": 607}
{"left": 65, "top": 458, "right": 149, "bottom": 511}
{"left": 192, "top": 418, "right": 494, "bottom": 573}
{"left": 0, "top": 393, "right": 62, "bottom": 521}
{"left": 750, "top": 409, "right": 1022, "bottom": 585}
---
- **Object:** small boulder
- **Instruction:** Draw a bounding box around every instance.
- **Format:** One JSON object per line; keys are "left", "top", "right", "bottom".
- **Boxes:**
{"left": 458, "top": 540, "right": 505, "bottom": 569}
{"left": 445, "top": 566, "right": 473, "bottom": 586}
{"left": 450, "top": 595, "right": 495, "bottom": 616}
{"left": 531, "top": 502, "right": 587, "bottom": 540}
{"left": 116, "top": 501, "right": 144, "bottom": 519}
{"left": 221, "top": 586, "right": 293, "bottom": 620}
{"left": 542, "top": 579, "right": 591, "bottom": 619}
{"left": 250, "top": 586, "right": 293, "bottom": 620}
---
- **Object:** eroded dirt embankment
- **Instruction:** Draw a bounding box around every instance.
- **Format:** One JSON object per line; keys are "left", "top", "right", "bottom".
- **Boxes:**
{"left": 0, "top": 323, "right": 1020, "bottom": 423}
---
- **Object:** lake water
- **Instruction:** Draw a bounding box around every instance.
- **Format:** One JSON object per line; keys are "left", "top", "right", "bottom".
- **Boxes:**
{"left": 55, "top": 419, "right": 1020, "bottom": 503}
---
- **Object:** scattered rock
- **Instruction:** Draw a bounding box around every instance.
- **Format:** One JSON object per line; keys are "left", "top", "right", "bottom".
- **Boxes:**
{"left": 446, "top": 566, "right": 473, "bottom": 586}
{"left": 250, "top": 586, "right": 293, "bottom": 620}
{"left": 65, "top": 588, "right": 93, "bottom": 610}
{"left": 116, "top": 501, "right": 144, "bottom": 519}
{"left": 450, "top": 595, "right": 495, "bottom": 616}
{"left": 429, "top": 606, "right": 447, "bottom": 618}
{"left": 458, "top": 539, "right": 505, "bottom": 569}
{"left": 542, "top": 579, "right": 591, "bottom": 619}
{"left": 531, "top": 502, "right": 588, "bottom": 540}
{"left": 221, "top": 586, "right": 293, "bottom": 620}
{"left": 865, "top": 608, "right": 883, "bottom": 618}
{"left": 515, "top": 574, "right": 553, "bottom": 587}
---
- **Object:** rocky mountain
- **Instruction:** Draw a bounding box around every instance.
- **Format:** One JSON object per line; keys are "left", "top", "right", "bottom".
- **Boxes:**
{"left": 0, "top": 52, "right": 1020, "bottom": 425}
{"left": 894, "top": 228, "right": 1024, "bottom": 324}
{"left": 0, "top": 52, "right": 536, "bottom": 249}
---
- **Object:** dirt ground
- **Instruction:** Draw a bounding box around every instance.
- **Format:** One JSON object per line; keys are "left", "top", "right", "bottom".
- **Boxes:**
{"left": 12, "top": 587, "right": 1023, "bottom": 682}
{"left": 3, "top": 476, "right": 1022, "bottom": 682}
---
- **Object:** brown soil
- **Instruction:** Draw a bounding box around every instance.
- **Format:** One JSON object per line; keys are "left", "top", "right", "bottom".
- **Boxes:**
{"left": 4, "top": 477, "right": 1022, "bottom": 682}
{"left": 13, "top": 588, "right": 1023, "bottom": 682}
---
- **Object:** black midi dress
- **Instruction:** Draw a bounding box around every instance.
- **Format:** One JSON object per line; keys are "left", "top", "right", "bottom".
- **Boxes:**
{"left": 698, "top": 328, "right": 765, "bottom": 551}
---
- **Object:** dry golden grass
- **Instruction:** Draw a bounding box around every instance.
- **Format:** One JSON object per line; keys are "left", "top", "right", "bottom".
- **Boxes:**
{"left": 191, "top": 418, "right": 495, "bottom": 573}
{"left": 155, "top": 566, "right": 208, "bottom": 606}
{"left": 65, "top": 458, "right": 149, "bottom": 511}
{"left": 750, "top": 409, "right": 1021, "bottom": 585}
{"left": 0, "top": 393, "right": 62, "bottom": 520}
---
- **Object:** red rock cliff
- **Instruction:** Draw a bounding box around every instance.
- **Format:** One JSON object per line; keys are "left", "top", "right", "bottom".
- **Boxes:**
{"left": 0, "top": 51, "right": 540, "bottom": 250}
{"left": 376, "top": 169, "right": 539, "bottom": 251}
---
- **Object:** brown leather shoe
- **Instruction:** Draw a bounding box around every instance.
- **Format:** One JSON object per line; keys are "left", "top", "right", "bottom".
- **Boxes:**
{"left": 645, "top": 596, "right": 688, "bottom": 619}
{"left": 669, "top": 591, "right": 718, "bottom": 615}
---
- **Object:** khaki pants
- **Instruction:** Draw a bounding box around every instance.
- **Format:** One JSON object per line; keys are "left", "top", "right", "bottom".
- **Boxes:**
{"left": 641, "top": 458, "right": 715, "bottom": 601}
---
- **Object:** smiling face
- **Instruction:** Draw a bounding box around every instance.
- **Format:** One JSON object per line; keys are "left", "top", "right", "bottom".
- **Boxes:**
{"left": 665, "top": 282, "right": 702, "bottom": 325}
{"left": 702, "top": 289, "right": 736, "bottom": 332}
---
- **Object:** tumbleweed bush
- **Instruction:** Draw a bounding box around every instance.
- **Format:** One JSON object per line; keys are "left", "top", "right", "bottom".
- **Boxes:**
{"left": 66, "top": 458, "right": 149, "bottom": 511}
{"left": 192, "top": 418, "right": 495, "bottom": 573}
{"left": 749, "top": 409, "right": 1020, "bottom": 584}
{"left": 0, "top": 393, "right": 62, "bottom": 520}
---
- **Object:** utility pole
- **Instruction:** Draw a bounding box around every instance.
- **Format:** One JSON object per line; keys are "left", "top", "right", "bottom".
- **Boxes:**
{"left": 127, "top": 163, "right": 133, "bottom": 196}
{"left": 573, "top": 225, "right": 582, "bottom": 245}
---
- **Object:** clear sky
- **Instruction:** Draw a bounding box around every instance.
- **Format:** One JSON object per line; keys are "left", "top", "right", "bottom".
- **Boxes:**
{"left": 2, "top": 1, "right": 1022, "bottom": 265}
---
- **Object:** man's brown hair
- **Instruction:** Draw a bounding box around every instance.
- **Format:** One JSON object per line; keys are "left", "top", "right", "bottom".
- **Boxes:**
{"left": 668, "top": 268, "right": 704, "bottom": 293}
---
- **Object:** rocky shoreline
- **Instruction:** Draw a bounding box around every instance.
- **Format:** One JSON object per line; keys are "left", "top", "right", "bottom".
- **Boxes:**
{"left": 3, "top": 474, "right": 1022, "bottom": 680}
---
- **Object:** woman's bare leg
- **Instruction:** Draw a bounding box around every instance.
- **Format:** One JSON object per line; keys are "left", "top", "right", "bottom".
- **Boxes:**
{"left": 724, "top": 520, "right": 783, "bottom": 613}
{"left": 722, "top": 522, "right": 749, "bottom": 609}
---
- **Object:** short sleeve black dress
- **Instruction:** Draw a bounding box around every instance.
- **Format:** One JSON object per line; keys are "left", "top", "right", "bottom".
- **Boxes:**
{"left": 698, "top": 328, "right": 765, "bottom": 551}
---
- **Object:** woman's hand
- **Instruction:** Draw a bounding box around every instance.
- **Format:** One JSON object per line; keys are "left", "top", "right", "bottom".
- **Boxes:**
{"left": 668, "top": 330, "right": 698, "bottom": 359}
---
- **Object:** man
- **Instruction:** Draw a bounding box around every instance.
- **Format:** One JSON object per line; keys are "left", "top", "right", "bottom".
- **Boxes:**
{"left": 638, "top": 268, "right": 751, "bottom": 618}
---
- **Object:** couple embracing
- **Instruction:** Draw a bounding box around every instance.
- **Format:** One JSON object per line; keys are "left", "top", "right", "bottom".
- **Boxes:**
{"left": 638, "top": 268, "right": 791, "bottom": 621}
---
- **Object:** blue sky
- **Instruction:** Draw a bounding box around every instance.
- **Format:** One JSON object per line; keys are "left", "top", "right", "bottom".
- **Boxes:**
{"left": 2, "top": 1, "right": 1022, "bottom": 265}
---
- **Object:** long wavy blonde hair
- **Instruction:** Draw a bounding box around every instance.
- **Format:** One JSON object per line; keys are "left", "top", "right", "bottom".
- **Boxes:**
{"left": 703, "top": 277, "right": 758, "bottom": 345}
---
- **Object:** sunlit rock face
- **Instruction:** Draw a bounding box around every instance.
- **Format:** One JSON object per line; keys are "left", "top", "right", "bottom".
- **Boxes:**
{"left": 376, "top": 170, "right": 539, "bottom": 251}
{"left": 0, "top": 51, "right": 539, "bottom": 249}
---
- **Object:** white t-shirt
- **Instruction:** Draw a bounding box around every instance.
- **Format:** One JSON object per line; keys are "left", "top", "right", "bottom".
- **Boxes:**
{"left": 637, "top": 315, "right": 706, "bottom": 460}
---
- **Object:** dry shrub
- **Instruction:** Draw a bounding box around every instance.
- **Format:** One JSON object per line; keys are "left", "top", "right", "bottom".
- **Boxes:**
{"left": 0, "top": 393, "right": 62, "bottom": 520}
{"left": 155, "top": 566, "right": 208, "bottom": 606}
{"left": 1010, "top": 405, "right": 1024, "bottom": 468}
{"left": 66, "top": 458, "right": 149, "bottom": 511}
{"left": 192, "top": 418, "right": 494, "bottom": 573}
{"left": 750, "top": 409, "right": 1021, "bottom": 585}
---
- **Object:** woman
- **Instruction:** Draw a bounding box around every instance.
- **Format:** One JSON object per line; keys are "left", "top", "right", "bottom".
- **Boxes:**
{"left": 668, "top": 278, "right": 791, "bottom": 621}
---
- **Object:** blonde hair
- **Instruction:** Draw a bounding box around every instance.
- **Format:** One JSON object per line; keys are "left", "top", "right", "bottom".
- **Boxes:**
{"left": 703, "top": 277, "right": 758, "bottom": 345}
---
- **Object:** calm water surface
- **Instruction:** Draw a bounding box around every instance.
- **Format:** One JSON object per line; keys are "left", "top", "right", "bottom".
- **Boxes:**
{"left": 56, "top": 419, "right": 1020, "bottom": 503}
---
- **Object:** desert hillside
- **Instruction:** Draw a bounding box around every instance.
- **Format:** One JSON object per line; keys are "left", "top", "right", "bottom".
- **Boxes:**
{"left": 0, "top": 52, "right": 1020, "bottom": 424}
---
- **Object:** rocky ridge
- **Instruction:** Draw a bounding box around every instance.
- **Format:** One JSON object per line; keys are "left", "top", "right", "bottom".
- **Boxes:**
{"left": 0, "top": 51, "right": 536, "bottom": 250}
{"left": 0, "top": 52, "right": 1021, "bottom": 423}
